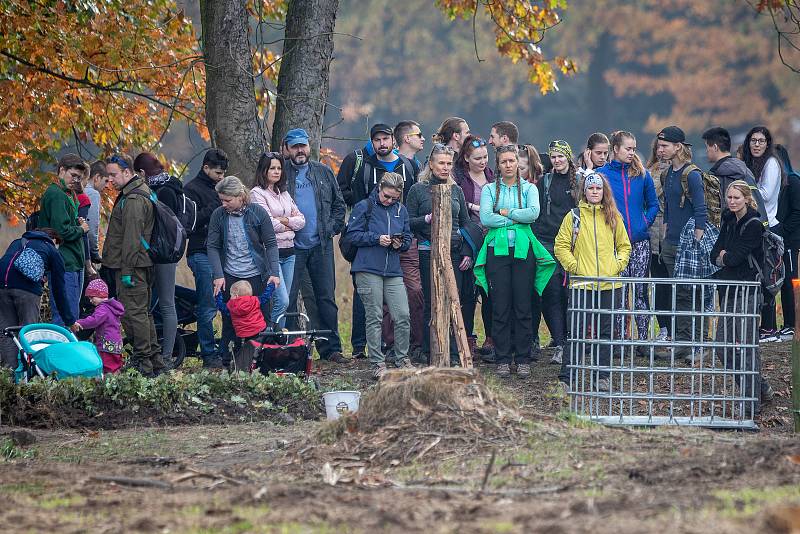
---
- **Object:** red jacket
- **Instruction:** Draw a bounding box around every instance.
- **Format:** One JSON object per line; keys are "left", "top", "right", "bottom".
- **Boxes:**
{"left": 226, "top": 296, "right": 266, "bottom": 338}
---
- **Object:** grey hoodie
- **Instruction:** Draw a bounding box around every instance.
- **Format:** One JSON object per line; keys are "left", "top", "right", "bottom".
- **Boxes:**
{"left": 709, "top": 156, "right": 768, "bottom": 223}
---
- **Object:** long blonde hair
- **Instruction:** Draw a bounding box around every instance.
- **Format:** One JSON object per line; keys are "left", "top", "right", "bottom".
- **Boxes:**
{"left": 610, "top": 130, "right": 646, "bottom": 178}
{"left": 580, "top": 173, "right": 621, "bottom": 232}
{"left": 726, "top": 180, "right": 758, "bottom": 211}
{"left": 418, "top": 144, "right": 455, "bottom": 185}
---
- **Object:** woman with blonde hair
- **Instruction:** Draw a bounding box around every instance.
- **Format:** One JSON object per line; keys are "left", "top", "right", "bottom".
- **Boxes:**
{"left": 598, "top": 131, "right": 658, "bottom": 346}
{"left": 554, "top": 171, "right": 632, "bottom": 392}
{"left": 406, "top": 143, "right": 471, "bottom": 364}
{"left": 710, "top": 180, "right": 774, "bottom": 409}
{"left": 207, "top": 175, "right": 281, "bottom": 370}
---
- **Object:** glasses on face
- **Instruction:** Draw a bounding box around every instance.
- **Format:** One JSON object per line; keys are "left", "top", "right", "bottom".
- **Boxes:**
{"left": 750, "top": 137, "right": 767, "bottom": 146}
{"left": 379, "top": 190, "right": 400, "bottom": 203}
{"left": 107, "top": 155, "right": 129, "bottom": 170}
{"left": 67, "top": 170, "right": 84, "bottom": 182}
{"left": 407, "top": 131, "right": 424, "bottom": 139}
{"left": 470, "top": 139, "right": 487, "bottom": 148}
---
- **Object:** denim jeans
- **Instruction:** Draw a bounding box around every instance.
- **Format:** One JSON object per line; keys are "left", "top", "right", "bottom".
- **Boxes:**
{"left": 289, "top": 243, "right": 342, "bottom": 358}
{"left": 271, "top": 254, "right": 296, "bottom": 327}
{"left": 50, "top": 270, "right": 82, "bottom": 326}
{"left": 187, "top": 252, "right": 219, "bottom": 365}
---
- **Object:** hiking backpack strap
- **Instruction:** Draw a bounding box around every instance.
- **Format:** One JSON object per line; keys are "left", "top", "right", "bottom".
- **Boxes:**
{"left": 570, "top": 207, "right": 581, "bottom": 252}
{"left": 676, "top": 164, "right": 701, "bottom": 209}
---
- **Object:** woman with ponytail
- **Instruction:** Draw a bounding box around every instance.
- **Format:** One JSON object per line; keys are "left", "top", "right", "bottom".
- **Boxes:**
{"left": 474, "top": 145, "right": 555, "bottom": 378}
{"left": 597, "top": 131, "right": 658, "bottom": 346}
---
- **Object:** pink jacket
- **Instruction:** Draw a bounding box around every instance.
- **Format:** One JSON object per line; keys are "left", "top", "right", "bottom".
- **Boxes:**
{"left": 250, "top": 186, "right": 306, "bottom": 249}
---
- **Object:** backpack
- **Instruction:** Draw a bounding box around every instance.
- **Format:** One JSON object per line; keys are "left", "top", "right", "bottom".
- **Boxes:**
{"left": 351, "top": 149, "right": 416, "bottom": 201}
{"left": 339, "top": 201, "right": 374, "bottom": 263}
{"left": 741, "top": 218, "right": 785, "bottom": 297}
{"left": 661, "top": 164, "right": 722, "bottom": 227}
{"left": 4, "top": 238, "right": 45, "bottom": 284}
{"left": 176, "top": 192, "right": 198, "bottom": 233}
{"left": 127, "top": 189, "right": 187, "bottom": 264}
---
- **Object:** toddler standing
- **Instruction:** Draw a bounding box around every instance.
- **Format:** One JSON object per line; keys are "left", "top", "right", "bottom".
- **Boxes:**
{"left": 71, "top": 279, "right": 125, "bottom": 374}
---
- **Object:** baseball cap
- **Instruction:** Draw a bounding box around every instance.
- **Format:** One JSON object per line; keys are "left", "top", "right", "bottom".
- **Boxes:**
{"left": 657, "top": 126, "right": 691, "bottom": 146}
{"left": 283, "top": 128, "right": 310, "bottom": 147}
{"left": 370, "top": 123, "right": 393, "bottom": 140}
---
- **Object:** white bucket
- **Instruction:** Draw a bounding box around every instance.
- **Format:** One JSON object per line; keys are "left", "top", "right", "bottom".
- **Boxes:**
{"left": 322, "top": 390, "right": 361, "bottom": 420}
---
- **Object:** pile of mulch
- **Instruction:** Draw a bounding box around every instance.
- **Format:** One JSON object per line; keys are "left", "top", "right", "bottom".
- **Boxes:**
{"left": 287, "top": 368, "right": 527, "bottom": 473}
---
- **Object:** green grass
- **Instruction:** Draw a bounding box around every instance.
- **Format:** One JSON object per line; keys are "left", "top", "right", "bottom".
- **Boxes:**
{"left": 712, "top": 485, "right": 800, "bottom": 518}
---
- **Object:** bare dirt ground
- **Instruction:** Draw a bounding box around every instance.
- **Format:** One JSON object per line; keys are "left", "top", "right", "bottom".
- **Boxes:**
{"left": 0, "top": 342, "right": 798, "bottom": 534}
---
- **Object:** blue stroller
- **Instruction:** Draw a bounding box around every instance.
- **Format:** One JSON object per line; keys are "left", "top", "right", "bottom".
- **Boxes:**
{"left": 3, "top": 323, "right": 103, "bottom": 383}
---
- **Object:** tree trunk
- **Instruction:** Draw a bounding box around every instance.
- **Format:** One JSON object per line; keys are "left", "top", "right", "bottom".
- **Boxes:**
{"left": 271, "top": 0, "right": 339, "bottom": 158}
{"left": 430, "top": 184, "right": 452, "bottom": 367}
{"left": 200, "top": 0, "right": 268, "bottom": 183}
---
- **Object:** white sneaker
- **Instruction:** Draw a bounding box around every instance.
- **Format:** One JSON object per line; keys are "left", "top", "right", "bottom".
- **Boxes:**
{"left": 655, "top": 329, "right": 670, "bottom": 342}
{"left": 550, "top": 346, "right": 563, "bottom": 365}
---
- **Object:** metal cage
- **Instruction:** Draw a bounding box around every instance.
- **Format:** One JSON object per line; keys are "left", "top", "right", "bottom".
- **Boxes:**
{"left": 567, "top": 277, "right": 762, "bottom": 429}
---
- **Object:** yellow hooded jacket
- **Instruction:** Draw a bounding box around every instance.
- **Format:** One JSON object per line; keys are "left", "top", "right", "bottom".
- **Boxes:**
{"left": 554, "top": 200, "right": 632, "bottom": 290}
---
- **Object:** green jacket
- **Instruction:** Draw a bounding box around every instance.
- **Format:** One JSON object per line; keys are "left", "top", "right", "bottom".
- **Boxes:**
{"left": 38, "top": 181, "right": 85, "bottom": 272}
{"left": 102, "top": 176, "right": 154, "bottom": 275}
{"left": 474, "top": 223, "right": 556, "bottom": 296}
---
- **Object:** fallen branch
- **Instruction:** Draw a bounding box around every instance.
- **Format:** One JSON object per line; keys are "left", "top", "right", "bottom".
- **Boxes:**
{"left": 88, "top": 475, "right": 172, "bottom": 489}
{"left": 480, "top": 450, "right": 497, "bottom": 493}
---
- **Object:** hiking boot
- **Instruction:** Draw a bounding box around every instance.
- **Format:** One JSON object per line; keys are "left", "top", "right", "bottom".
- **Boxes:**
{"left": 480, "top": 337, "right": 495, "bottom": 355}
{"left": 759, "top": 328, "right": 779, "bottom": 343}
{"left": 395, "top": 358, "right": 415, "bottom": 369}
{"left": 410, "top": 347, "right": 428, "bottom": 365}
{"left": 495, "top": 363, "right": 511, "bottom": 377}
{"left": 516, "top": 363, "right": 531, "bottom": 378}
{"left": 596, "top": 377, "right": 610, "bottom": 392}
{"left": 655, "top": 329, "right": 670, "bottom": 343}
{"left": 326, "top": 352, "right": 349, "bottom": 364}
{"left": 351, "top": 346, "right": 367, "bottom": 359}
{"left": 372, "top": 363, "right": 387, "bottom": 379}
{"left": 550, "top": 346, "right": 563, "bottom": 365}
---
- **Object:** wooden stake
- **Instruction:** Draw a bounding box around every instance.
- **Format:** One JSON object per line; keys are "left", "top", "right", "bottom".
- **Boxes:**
{"left": 430, "top": 184, "right": 451, "bottom": 367}
{"left": 445, "top": 266, "right": 473, "bottom": 368}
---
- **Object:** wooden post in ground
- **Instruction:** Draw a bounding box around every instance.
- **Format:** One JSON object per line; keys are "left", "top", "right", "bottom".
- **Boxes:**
{"left": 445, "top": 271, "right": 473, "bottom": 368}
{"left": 430, "top": 184, "right": 452, "bottom": 367}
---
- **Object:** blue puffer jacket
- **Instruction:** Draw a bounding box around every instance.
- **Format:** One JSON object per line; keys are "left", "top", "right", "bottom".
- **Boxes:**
{"left": 347, "top": 189, "right": 412, "bottom": 277}
{"left": 598, "top": 160, "right": 659, "bottom": 243}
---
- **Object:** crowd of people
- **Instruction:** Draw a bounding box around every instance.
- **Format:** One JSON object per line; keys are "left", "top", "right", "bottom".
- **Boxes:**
{"left": 0, "top": 118, "right": 796, "bottom": 406}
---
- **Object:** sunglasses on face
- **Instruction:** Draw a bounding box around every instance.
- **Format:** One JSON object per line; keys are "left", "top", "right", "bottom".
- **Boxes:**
{"left": 407, "top": 131, "right": 424, "bottom": 138}
{"left": 432, "top": 143, "right": 455, "bottom": 154}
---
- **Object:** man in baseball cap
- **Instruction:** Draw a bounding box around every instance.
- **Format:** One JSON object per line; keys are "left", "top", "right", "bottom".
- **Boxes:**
{"left": 657, "top": 125, "right": 692, "bottom": 146}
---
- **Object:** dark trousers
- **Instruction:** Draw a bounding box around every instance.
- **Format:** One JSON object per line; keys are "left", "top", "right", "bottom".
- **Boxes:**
{"left": 221, "top": 273, "right": 267, "bottom": 372}
{"left": 351, "top": 275, "right": 367, "bottom": 351}
{"left": 562, "top": 289, "right": 619, "bottom": 382}
{"left": 649, "top": 253, "right": 671, "bottom": 330}
{"left": 780, "top": 249, "right": 798, "bottom": 330}
{"left": 419, "top": 249, "right": 466, "bottom": 361}
{"left": 486, "top": 247, "right": 536, "bottom": 365}
{"left": 532, "top": 267, "right": 568, "bottom": 347}
{"left": 0, "top": 288, "right": 41, "bottom": 368}
{"left": 289, "top": 243, "right": 342, "bottom": 357}
{"left": 116, "top": 267, "right": 163, "bottom": 374}
{"left": 478, "top": 286, "right": 493, "bottom": 339}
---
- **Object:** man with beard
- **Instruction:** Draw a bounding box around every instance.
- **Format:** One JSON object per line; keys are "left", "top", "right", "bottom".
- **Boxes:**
{"left": 283, "top": 128, "right": 347, "bottom": 362}
{"left": 337, "top": 124, "right": 419, "bottom": 359}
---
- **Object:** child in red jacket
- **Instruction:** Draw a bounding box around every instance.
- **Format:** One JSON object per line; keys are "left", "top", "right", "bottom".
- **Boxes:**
{"left": 226, "top": 280, "right": 267, "bottom": 372}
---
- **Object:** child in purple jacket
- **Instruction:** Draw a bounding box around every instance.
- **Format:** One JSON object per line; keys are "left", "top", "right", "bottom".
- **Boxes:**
{"left": 71, "top": 279, "right": 125, "bottom": 374}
